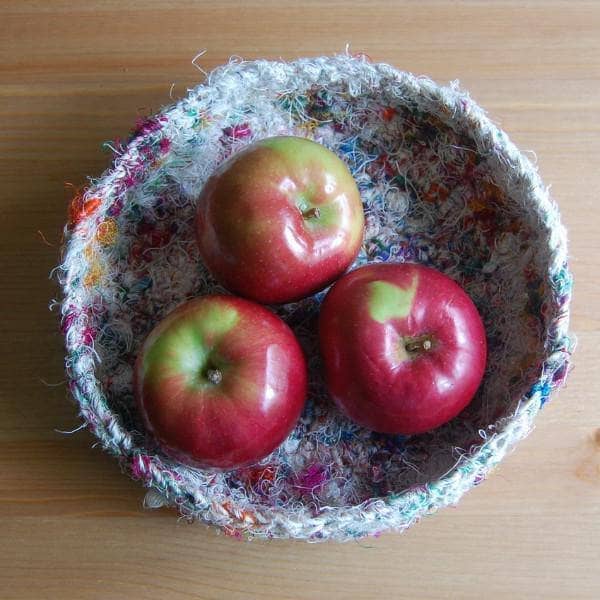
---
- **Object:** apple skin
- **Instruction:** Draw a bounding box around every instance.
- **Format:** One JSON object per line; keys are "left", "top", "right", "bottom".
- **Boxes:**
{"left": 134, "top": 295, "right": 307, "bottom": 470}
{"left": 319, "top": 263, "right": 487, "bottom": 435}
{"left": 196, "top": 136, "right": 364, "bottom": 304}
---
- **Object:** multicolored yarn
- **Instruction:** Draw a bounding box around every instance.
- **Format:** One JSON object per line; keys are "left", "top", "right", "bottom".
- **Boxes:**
{"left": 56, "top": 55, "right": 573, "bottom": 541}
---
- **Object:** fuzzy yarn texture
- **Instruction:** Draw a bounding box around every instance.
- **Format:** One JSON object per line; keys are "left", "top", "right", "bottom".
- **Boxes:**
{"left": 56, "top": 54, "right": 573, "bottom": 541}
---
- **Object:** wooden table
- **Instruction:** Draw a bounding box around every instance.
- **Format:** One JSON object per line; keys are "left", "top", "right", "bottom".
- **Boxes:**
{"left": 2, "top": 2, "right": 599, "bottom": 598}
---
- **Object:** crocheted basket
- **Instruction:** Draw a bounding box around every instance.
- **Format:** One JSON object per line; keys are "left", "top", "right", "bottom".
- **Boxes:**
{"left": 58, "top": 55, "right": 572, "bottom": 541}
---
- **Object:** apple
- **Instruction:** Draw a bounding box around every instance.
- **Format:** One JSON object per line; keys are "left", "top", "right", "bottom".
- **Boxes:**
{"left": 196, "top": 136, "right": 364, "bottom": 304}
{"left": 319, "top": 263, "right": 487, "bottom": 435}
{"left": 134, "top": 295, "right": 307, "bottom": 469}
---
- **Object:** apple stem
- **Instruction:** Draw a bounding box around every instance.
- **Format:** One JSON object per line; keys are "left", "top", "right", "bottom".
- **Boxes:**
{"left": 405, "top": 336, "right": 433, "bottom": 354}
{"left": 205, "top": 368, "right": 222, "bottom": 385}
{"left": 302, "top": 207, "right": 320, "bottom": 219}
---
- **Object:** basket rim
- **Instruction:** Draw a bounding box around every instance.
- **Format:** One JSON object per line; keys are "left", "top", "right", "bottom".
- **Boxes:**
{"left": 57, "top": 54, "right": 573, "bottom": 540}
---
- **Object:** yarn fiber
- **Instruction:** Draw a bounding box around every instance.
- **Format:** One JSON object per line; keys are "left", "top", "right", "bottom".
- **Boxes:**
{"left": 57, "top": 55, "right": 572, "bottom": 541}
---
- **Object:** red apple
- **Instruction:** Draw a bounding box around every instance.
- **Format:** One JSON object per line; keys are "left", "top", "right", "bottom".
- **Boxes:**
{"left": 196, "top": 136, "right": 364, "bottom": 304}
{"left": 134, "top": 295, "right": 307, "bottom": 469}
{"left": 319, "top": 263, "right": 487, "bottom": 435}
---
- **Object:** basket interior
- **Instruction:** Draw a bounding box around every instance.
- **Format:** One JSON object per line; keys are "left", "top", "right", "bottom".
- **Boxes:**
{"left": 86, "top": 77, "right": 551, "bottom": 511}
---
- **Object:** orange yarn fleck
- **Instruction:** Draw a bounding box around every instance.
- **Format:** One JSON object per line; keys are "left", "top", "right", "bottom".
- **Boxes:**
{"left": 83, "top": 259, "right": 104, "bottom": 288}
{"left": 240, "top": 510, "right": 257, "bottom": 525}
{"left": 480, "top": 180, "right": 502, "bottom": 201}
{"left": 69, "top": 192, "right": 102, "bottom": 229}
{"left": 469, "top": 181, "right": 503, "bottom": 212}
{"left": 469, "top": 197, "right": 487, "bottom": 213}
{"left": 95, "top": 218, "right": 118, "bottom": 246}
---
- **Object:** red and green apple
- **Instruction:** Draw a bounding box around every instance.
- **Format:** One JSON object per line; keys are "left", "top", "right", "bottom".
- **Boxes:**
{"left": 319, "top": 263, "right": 487, "bottom": 435}
{"left": 196, "top": 136, "right": 365, "bottom": 304}
{"left": 134, "top": 295, "right": 307, "bottom": 469}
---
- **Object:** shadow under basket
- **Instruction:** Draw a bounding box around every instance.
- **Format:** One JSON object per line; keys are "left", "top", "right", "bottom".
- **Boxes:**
{"left": 57, "top": 55, "right": 572, "bottom": 541}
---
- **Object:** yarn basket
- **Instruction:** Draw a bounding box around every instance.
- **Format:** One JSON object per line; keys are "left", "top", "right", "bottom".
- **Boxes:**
{"left": 57, "top": 55, "right": 572, "bottom": 541}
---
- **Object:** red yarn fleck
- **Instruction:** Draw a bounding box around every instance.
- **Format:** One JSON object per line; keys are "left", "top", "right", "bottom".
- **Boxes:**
{"left": 61, "top": 310, "right": 78, "bottom": 334}
{"left": 149, "top": 229, "right": 172, "bottom": 248}
{"left": 159, "top": 138, "right": 171, "bottom": 153}
{"left": 223, "top": 123, "right": 252, "bottom": 139}
{"left": 423, "top": 183, "right": 449, "bottom": 203}
{"left": 68, "top": 193, "right": 102, "bottom": 229}
{"left": 293, "top": 464, "right": 328, "bottom": 492}
{"left": 224, "top": 526, "right": 243, "bottom": 540}
{"left": 131, "top": 454, "right": 153, "bottom": 480}
{"left": 131, "top": 115, "right": 167, "bottom": 138}
{"left": 81, "top": 326, "right": 97, "bottom": 345}
{"left": 381, "top": 106, "right": 397, "bottom": 122}
{"left": 244, "top": 465, "right": 276, "bottom": 483}
{"left": 240, "top": 465, "right": 276, "bottom": 494}
{"left": 372, "top": 154, "right": 396, "bottom": 178}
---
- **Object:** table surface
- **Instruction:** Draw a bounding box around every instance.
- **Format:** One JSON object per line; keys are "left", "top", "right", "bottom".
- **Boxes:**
{"left": 2, "top": 1, "right": 599, "bottom": 598}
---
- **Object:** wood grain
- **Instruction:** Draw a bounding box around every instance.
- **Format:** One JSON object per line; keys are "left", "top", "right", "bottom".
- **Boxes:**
{"left": 1, "top": 1, "right": 599, "bottom": 598}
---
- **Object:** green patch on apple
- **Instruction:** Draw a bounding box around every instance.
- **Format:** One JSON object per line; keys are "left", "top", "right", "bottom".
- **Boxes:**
{"left": 367, "top": 276, "right": 418, "bottom": 324}
{"left": 143, "top": 303, "right": 239, "bottom": 390}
